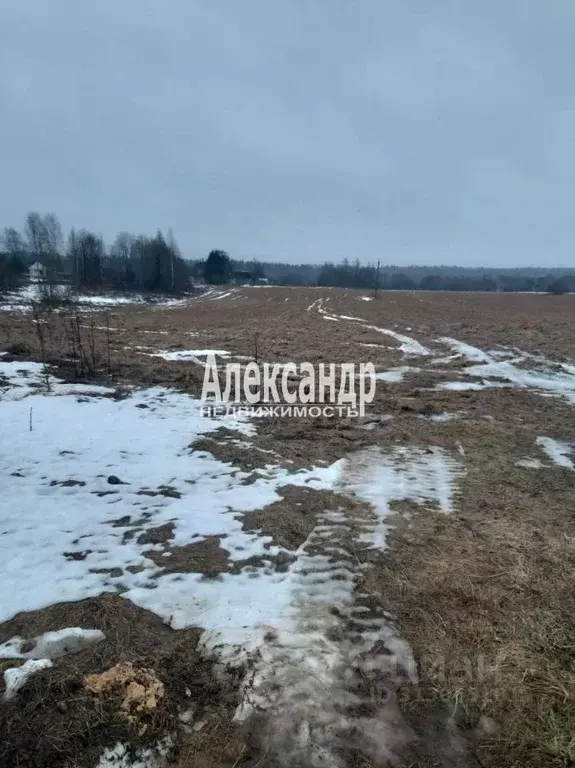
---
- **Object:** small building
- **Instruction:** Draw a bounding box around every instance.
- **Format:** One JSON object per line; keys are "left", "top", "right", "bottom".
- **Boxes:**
{"left": 231, "top": 269, "right": 253, "bottom": 285}
{"left": 29, "top": 261, "right": 47, "bottom": 282}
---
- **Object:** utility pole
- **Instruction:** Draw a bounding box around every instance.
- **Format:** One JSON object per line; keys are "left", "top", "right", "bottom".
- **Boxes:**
{"left": 374, "top": 259, "right": 380, "bottom": 298}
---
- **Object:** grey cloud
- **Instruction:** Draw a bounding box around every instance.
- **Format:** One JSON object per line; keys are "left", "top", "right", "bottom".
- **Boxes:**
{"left": 1, "top": 1, "right": 574, "bottom": 266}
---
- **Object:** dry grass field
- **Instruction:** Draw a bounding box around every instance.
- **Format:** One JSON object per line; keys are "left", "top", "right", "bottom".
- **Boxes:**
{"left": 0, "top": 287, "right": 573, "bottom": 768}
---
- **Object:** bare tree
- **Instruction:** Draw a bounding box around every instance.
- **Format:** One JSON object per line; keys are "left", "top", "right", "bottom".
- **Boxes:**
{"left": 67, "top": 228, "right": 81, "bottom": 286}
{"left": 1, "top": 227, "right": 28, "bottom": 259}
{"left": 26, "top": 212, "right": 64, "bottom": 300}
{"left": 110, "top": 232, "right": 135, "bottom": 287}
{"left": 25, "top": 212, "right": 47, "bottom": 257}
{"left": 167, "top": 229, "right": 182, "bottom": 292}
{"left": 67, "top": 229, "right": 104, "bottom": 288}
{"left": 43, "top": 213, "right": 64, "bottom": 256}
{"left": 110, "top": 232, "right": 134, "bottom": 261}
{"left": 0, "top": 227, "right": 27, "bottom": 292}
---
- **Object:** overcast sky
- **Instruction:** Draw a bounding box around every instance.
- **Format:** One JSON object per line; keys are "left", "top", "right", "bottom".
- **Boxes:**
{"left": 1, "top": 1, "right": 574, "bottom": 267}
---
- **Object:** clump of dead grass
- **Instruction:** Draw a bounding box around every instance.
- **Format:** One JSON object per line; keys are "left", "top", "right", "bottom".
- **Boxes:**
{"left": 371, "top": 457, "right": 575, "bottom": 768}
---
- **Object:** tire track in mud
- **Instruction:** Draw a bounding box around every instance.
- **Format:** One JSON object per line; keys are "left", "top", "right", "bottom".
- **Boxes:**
{"left": 312, "top": 297, "right": 431, "bottom": 358}
{"left": 231, "top": 446, "right": 465, "bottom": 766}
{"left": 238, "top": 501, "right": 418, "bottom": 767}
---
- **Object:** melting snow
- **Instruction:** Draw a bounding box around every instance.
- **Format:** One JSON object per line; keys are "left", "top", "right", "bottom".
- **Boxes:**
{"left": 209, "top": 290, "right": 237, "bottom": 301}
{"left": 0, "top": 284, "right": 46, "bottom": 311}
{"left": 0, "top": 360, "right": 115, "bottom": 401}
{"left": 423, "top": 412, "right": 457, "bottom": 422}
{"left": 96, "top": 739, "right": 172, "bottom": 768}
{"left": 0, "top": 355, "right": 466, "bottom": 766}
{"left": 437, "top": 337, "right": 491, "bottom": 363}
{"left": 336, "top": 446, "right": 463, "bottom": 549}
{"left": 80, "top": 295, "right": 145, "bottom": 306}
{"left": 0, "top": 628, "right": 105, "bottom": 660}
{"left": 149, "top": 349, "right": 231, "bottom": 361}
{"left": 467, "top": 360, "right": 575, "bottom": 403}
{"left": 437, "top": 380, "right": 492, "bottom": 391}
{"left": 536, "top": 437, "right": 574, "bottom": 469}
{"left": 3, "top": 659, "right": 53, "bottom": 700}
{"left": 0, "top": 359, "right": 339, "bottom": 624}
{"left": 358, "top": 323, "right": 430, "bottom": 356}
{"left": 317, "top": 307, "right": 430, "bottom": 357}
{"left": 516, "top": 458, "right": 544, "bottom": 469}
{"left": 0, "top": 287, "right": 189, "bottom": 312}
{"left": 438, "top": 339, "right": 575, "bottom": 404}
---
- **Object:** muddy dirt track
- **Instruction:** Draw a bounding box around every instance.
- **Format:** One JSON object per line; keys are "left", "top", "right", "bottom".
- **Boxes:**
{"left": 0, "top": 287, "right": 574, "bottom": 768}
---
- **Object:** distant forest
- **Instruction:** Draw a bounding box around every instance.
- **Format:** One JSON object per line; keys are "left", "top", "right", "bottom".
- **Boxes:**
{"left": 1, "top": 211, "right": 574, "bottom": 297}
{"left": 257, "top": 259, "right": 575, "bottom": 294}
{"left": 214, "top": 258, "right": 575, "bottom": 295}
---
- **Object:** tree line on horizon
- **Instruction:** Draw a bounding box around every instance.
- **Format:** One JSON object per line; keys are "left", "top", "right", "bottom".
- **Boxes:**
{"left": 1, "top": 212, "right": 573, "bottom": 296}
{"left": 226, "top": 257, "right": 573, "bottom": 294}
{"left": 0, "top": 212, "right": 189, "bottom": 296}
{"left": 313, "top": 259, "right": 574, "bottom": 294}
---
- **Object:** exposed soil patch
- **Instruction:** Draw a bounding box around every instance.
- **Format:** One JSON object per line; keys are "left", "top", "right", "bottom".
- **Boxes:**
{"left": 190, "top": 436, "right": 267, "bottom": 473}
{"left": 137, "top": 523, "right": 176, "bottom": 546}
{"left": 137, "top": 485, "right": 182, "bottom": 499}
{"left": 241, "top": 485, "right": 343, "bottom": 550}
{"left": 145, "top": 536, "right": 231, "bottom": 577}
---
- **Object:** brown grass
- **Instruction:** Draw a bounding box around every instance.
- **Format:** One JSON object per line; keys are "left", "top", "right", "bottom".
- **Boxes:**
{"left": 1, "top": 287, "right": 574, "bottom": 767}
{"left": 364, "top": 442, "right": 575, "bottom": 767}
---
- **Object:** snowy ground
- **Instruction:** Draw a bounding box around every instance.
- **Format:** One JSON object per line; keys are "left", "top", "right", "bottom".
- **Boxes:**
{"left": 435, "top": 337, "right": 575, "bottom": 404}
{"left": 0, "top": 357, "right": 463, "bottom": 630}
{"left": 0, "top": 284, "right": 192, "bottom": 312}
{"left": 0, "top": 356, "right": 469, "bottom": 766}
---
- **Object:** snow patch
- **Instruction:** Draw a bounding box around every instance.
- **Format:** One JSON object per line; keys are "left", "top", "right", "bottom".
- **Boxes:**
{"left": 423, "top": 412, "right": 457, "bottom": 422}
{"left": 438, "top": 339, "right": 575, "bottom": 404}
{"left": 0, "top": 287, "right": 190, "bottom": 312}
{"left": 149, "top": 349, "right": 231, "bottom": 361}
{"left": 437, "top": 337, "right": 491, "bottom": 363}
{"left": 0, "top": 360, "right": 115, "bottom": 401}
{"left": 3, "top": 659, "right": 53, "bottom": 700}
{"left": 0, "top": 359, "right": 340, "bottom": 624}
{"left": 319, "top": 310, "right": 430, "bottom": 356}
{"left": 467, "top": 360, "right": 575, "bottom": 403}
{"left": 80, "top": 295, "right": 144, "bottom": 306}
{"left": 96, "top": 739, "right": 172, "bottom": 768}
{"left": 126, "top": 442, "right": 464, "bottom": 764}
{"left": 359, "top": 323, "right": 430, "bottom": 356}
{"left": 336, "top": 446, "right": 463, "bottom": 549}
{"left": 437, "top": 380, "right": 492, "bottom": 391}
{"left": 0, "top": 628, "right": 105, "bottom": 660}
{"left": 536, "top": 437, "right": 574, "bottom": 469}
{"left": 516, "top": 458, "right": 544, "bottom": 469}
